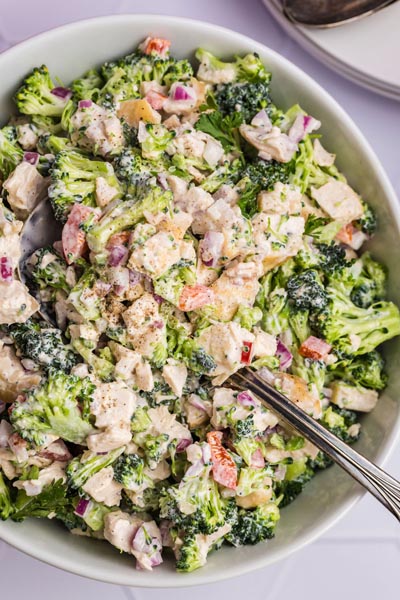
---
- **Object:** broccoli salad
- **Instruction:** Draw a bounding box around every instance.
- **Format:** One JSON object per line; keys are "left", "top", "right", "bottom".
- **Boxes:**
{"left": 0, "top": 36, "right": 399, "bottom": 573}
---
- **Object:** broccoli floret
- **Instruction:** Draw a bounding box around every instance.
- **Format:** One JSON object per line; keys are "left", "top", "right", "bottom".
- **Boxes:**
{"left": 286, "top": 269, "right": 328, "bottom": 312}
{"left": 113, "top": 149, "right": 158, "bottom": 198}
{"left": 216, "top": 80, "right": 271, "bottom": 123}
{"left": 196, "top": 49, "right": 270, "bottom": 85}
{"left": 140, "top": 123, "right": 175, "bottom": 161}
{"left": 67, "top": 267, "right": 105, "bottom": 322}
{"left": 27, "top": 246, "right": 71, "bottom": 293}
{"left": 0, "top": 471, "right": 13, "bottom": 520}
{"left": 237, "top": 159, "right": 292, "bottom": 218}
{"left": 49, "top": 150, "right": 120, "bottom": 222}
{"left": 163, "top": 59, "right": 194, "bottom": 86}
{"left": 329, "top": 350, "right": 387, "bottom": 391}
{"left": 200, "top": 159, "right": 242, "bottom": 193}
{"left": 71, "top": 337, "right": 114, "bottom": 382}
{"left": 291, "top": 350, "right": 327, "bottom": 398}
{"left": 226, "top": 502, "right": 280, "bottom": 546}
{"left": 313, "top": 280, "right": 400, "bottom": 355}
{"left": 159, "top": 466, "right": 230, "bottom": 535}
{"left": 8, "top": 319, "right": 78, "bottom": 373}
{"left": 320, "top": 406, "right": 360, "bottom": 443}
{"left": 233, "top": 305, "right": 263, "bottom": 330}
{"left": 178, "top": 340, "right": 216, "bottom": 375}
{"left": 355, "top": 201, "right": 377, "bottom": 236}
{"left": 304, "top": 214, "right": 343, "bottom": 244}
{"left": 290, "top": 136, "right": 344, "bottom": 195}
{"left": 316, "top": 242, "right": 349, "bottom": 275}
{"left": 350, "top": 252, "right": 387, "bottom": 308}
{"left": 260, "top": 287, "right": 290, "bottom": 336}
{"left": 71, "top": 68, "right": 103, "bottom": 101}
{"left": 37, "top": 133, "right": 76, "bottom": 155}
{"left": 113, "top": 454, "right": 153, "bottom": 491}
{"left": 10, "top": 369, "right": 95, "bottom": 446}
{"left": 66, "top": 447, "right": 124, "bottom": 491}
{"left": 236, "top": 466, "right": 273, "bottom": 498}
{"left": 14, "top": 65, "right": 71, "bottom": 118}
{"left": 275, "top": 462, "right": 315, "bottom": 508}
{"left": 175, "top": 527, "right": 228, "bottom": 573}
{"left": 153, "top": 259, "right": 196, "bottom": 307}
{"left": 86, "top": 187, "right": 172, "bottom": 253}
{"left": 0, "top": 126, "right": 23, "bottom": 179}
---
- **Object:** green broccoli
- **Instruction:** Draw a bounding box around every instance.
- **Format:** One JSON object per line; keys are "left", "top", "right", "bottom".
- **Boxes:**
{"left": 355, "top": 201, "right": 377, "bottom": 236}
{"left": 49, "top": 150, "right": 121, "bottom": 222}
{"left": 275, "top": 462, "right": 315, "bottom": 508}
{"left": 71, "top": 337, "right": 114, "bottom": 382}
{"left": 225, "top": 502, "right": 280, "bottom": 546}
{"left": 0, "top": 126, "right": 23, "bottom": 179}
{"left": 153, "top": 259, "right": 196, "bottom": 307}
{"left": 66, "top": 447, "right": 125, "bottom": 491}
{"left": 304, "top": 214, "right": 343, "bottom": 244}
{"left": 196, "top": 49, "right": 270, "bottom": 85}
{"left": 289, "top": 136, "right": 344, "bottom": 195}
{"left": 329, "top": 350, "right": 387, "bottom": 391}
{"left": 68, "top": 268, "right": 104, "bottom": 321}
{"left": 159, "top": 466, "right": 230, "bottom": 535}
{"left": 286, "top": 269, "right": 328, "bottom": 312}
{"left": 71, "top": 68, "right": 103, "bottom": 101}
{"left": 86, "top": 187, "right": 172, "bottom": 253}
{"left": 139, "top": 123, "right": 176, "bottom": 161}
{"left": 233, "top": 305, "right": 263, "bottom": 330}
{"left": 113, "top": 454, "right": 153, "bottom": 492}
{"left": 350, "top": 252, "right": 387, "bottom": 308}
{"left": 14, "top": 65, "right": 71, "bottom": 118}
{"left": 8, "top": 319, "right": 78, "bottom": 373}
{"left": 113, "top": 149, "right": 158, "bottom": 198}
{"left": 27, "top": 246, "right": 71, "bottom": 293}
{"left": 9, "top": 369, "right": 95, "bottom": 446}
{"left": 320, "top": 406, "right": 360, "bottom": 443}
{"left": 175, "top": 527, "right": 227, "bottom": 572}
{"left": 0, "top": 472, "right": 13, "bottom": 520}
{"left": 11, "top": 479, "right": 70, "bottom": 522}
{"left": 237, "top": 159, "right": 292, "bottom": 218}
{"left": 216, "top": 81, "right": 271, "bottom": 123}
{"left": 163, "top": 59, "right": 194, "bottom": 85}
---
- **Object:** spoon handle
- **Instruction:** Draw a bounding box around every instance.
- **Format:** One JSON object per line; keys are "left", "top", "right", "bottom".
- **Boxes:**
{"left": 230, "top": 368, "right": 400, "bottom": 521}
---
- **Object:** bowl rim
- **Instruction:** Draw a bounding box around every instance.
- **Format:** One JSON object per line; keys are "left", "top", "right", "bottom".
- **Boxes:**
{"left": 0, "top": 12, "right": 400, "bottom": 588}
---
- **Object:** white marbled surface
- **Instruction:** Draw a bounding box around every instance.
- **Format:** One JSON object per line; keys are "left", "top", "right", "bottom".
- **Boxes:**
{"left": 0, "top": 1, "right": 399, "bottom": 598}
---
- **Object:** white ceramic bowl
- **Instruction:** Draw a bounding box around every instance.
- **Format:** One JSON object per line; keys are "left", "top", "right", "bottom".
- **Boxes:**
{"left": 0, "top": 14, "right": 399, "bottom": 588}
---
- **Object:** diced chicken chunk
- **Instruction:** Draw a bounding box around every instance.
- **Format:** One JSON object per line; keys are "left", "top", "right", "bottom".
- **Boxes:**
{"left": 313, "top": 139, "right": 335, "bottom": 167}
{"left": 0, "top": 280, "right": 39, "bottom": 324}
{"left": 162, "top": 360, "right": 188, "bottom": 397}
{"left": 103, "top": 510, "right": 142, "bottom": 553}
{"left": 311, "top": 179, "right": 364, "bottom": 224}
{"left": 253, "top": 328, "right": 278, "bottom": 358}
{"left": 210, "top": 261, "right": 261, "bottom": 321}
{"left": 258, "top": 182, "right": 302, "bottom": 215}
{"left": 176, "top": 186, "right": 214, "bottom": 215}
{"left": 86, "top": 423, "right": 132, "bottom": 453}
{"left": 122, "top": 292, "right": 165, "bottom": 357}
{"left": 197, "top": 322, "right": 255, "bottom": 385}
{"left": 0, "top": 342, "right": 41, "bottom": 402}
{"left": 145, "top": 208, "right": 192, "bottom": 240}
{"left": 95, "top": 176, "right": 119, "bottom": 208}
{"left": 3, "top": 162, "right": 47, "bottom": 219}
{"left": 17, "top": 124, "right": 38, "bottom": 150}
{"left": 236, "top": 488, "right": 273, "bottom": 509}
{"left": 276, "top": 373, "right": 322, "bottom": 418}
{"left": 90, "top": 382, "right": 136, "bottom": 429}
{"left": 82, "top": 466, "right": 123, "bottom": 507}
{"left": 128, "top": 231, "right": 183, "bottom": 279}
{"left": 166, "top": 174, "right": 188, "bottom": 201}
{"left": 240, "top": 124, "right": 297, "bottom": 163}
{"left": 70, "top": 102, "right": 124, "bottom": 156}
{"left": 331, "top": 382, "right": 378, "bottom": 412}
{"left": 252, "top": 213, "right": 305, "bottom": 273}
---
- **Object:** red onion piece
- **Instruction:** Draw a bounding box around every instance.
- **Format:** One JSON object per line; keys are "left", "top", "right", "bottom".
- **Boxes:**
{"left": 276, "top": 339, "right": 293, "bottom": 370}
{"left": 188, "top": 395, "right": 209, "bottom": 413}
{"left": 0, "top": 256, "right": 13, "bottom": 282}
{"left": 94, "top": 280, "right": 112, "bottom": 298}
{"left": 251, "top": 109, "right": 272, "bottom": 130}
{"left": 0, "top": 420, "right": 12, "bottom": 447}
{"left": 288, "top": 114, "right": 321, "bottom": 143}
{"left": 153, "top": 293, "right": 164, "bottom": 305}
{"left": 176, "top": 438, "right": 191, "bottom": 453}
{"left": 152, "top": 319, "right": 165, "bottom": 330}
{"left": 157, "top": 172, "right": 169, "bottom": 190}
{"left": 107, "top": 244, "right": 128, "bottom": 267}
{"left": 51, "top": 87, "right": 72, "bottom": 100}
{"left": 132, "top": 525, "right": 163, "bottom": 569}
{"left": 23, "top": 151, "right": 39, "bottom": 166}
{"left": 172, "top": 84, "right": 193, "bottom": 101}
{"left": 199, "top": 231, "right": 224, "bottom": 268}
{"left": 78, "top": 99, "right": 92, "bottom": 108}
{"left": 21, "top": 358, "right": 38, "bottom": 371}
{"left": 110, "top": 267, "right": 129, "bottom": 296}
{"left": 183, "top": 460, "right": 204, "bottom": 479}
{"left": 237, "top": 391, "right": 256, "bottom": 407}
{"left": 128, "top": 269, "right": 143, "bottom": 286}
{"left": 274, "top": 464, "right": 287, "bottom": 481}
{"left": 74, "top": 498, "right": 91, "bottom": 517}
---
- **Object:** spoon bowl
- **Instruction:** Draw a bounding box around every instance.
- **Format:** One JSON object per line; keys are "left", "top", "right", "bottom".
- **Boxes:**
{"left": 18, "top": 197, "right": 62, "bottom": 325}
{"left": 283, "top": 0, "right": 396, "bottom": 27}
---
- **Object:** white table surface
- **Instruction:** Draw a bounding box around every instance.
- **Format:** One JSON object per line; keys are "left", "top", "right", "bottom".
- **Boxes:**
{"left": 1, "top": 1, "right": 399, "bottom": 598}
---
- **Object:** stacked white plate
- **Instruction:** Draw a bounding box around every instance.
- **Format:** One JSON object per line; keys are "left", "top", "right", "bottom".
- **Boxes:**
{"left": 263, "top": 0, "right": 400, "bottom": 101}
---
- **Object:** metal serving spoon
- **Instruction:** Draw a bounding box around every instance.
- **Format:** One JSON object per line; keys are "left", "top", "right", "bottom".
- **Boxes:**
{"left": 230, "top": 368, "right": 400, "bottom": 521}
{"left": 19, "top": 197, "right": 62, "bottom": 325}
{"left": 19, "top": 200, "right": 400, "bottom": 520}
{"left": 283, "top": 0, "right": 397, "bottom": 28}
